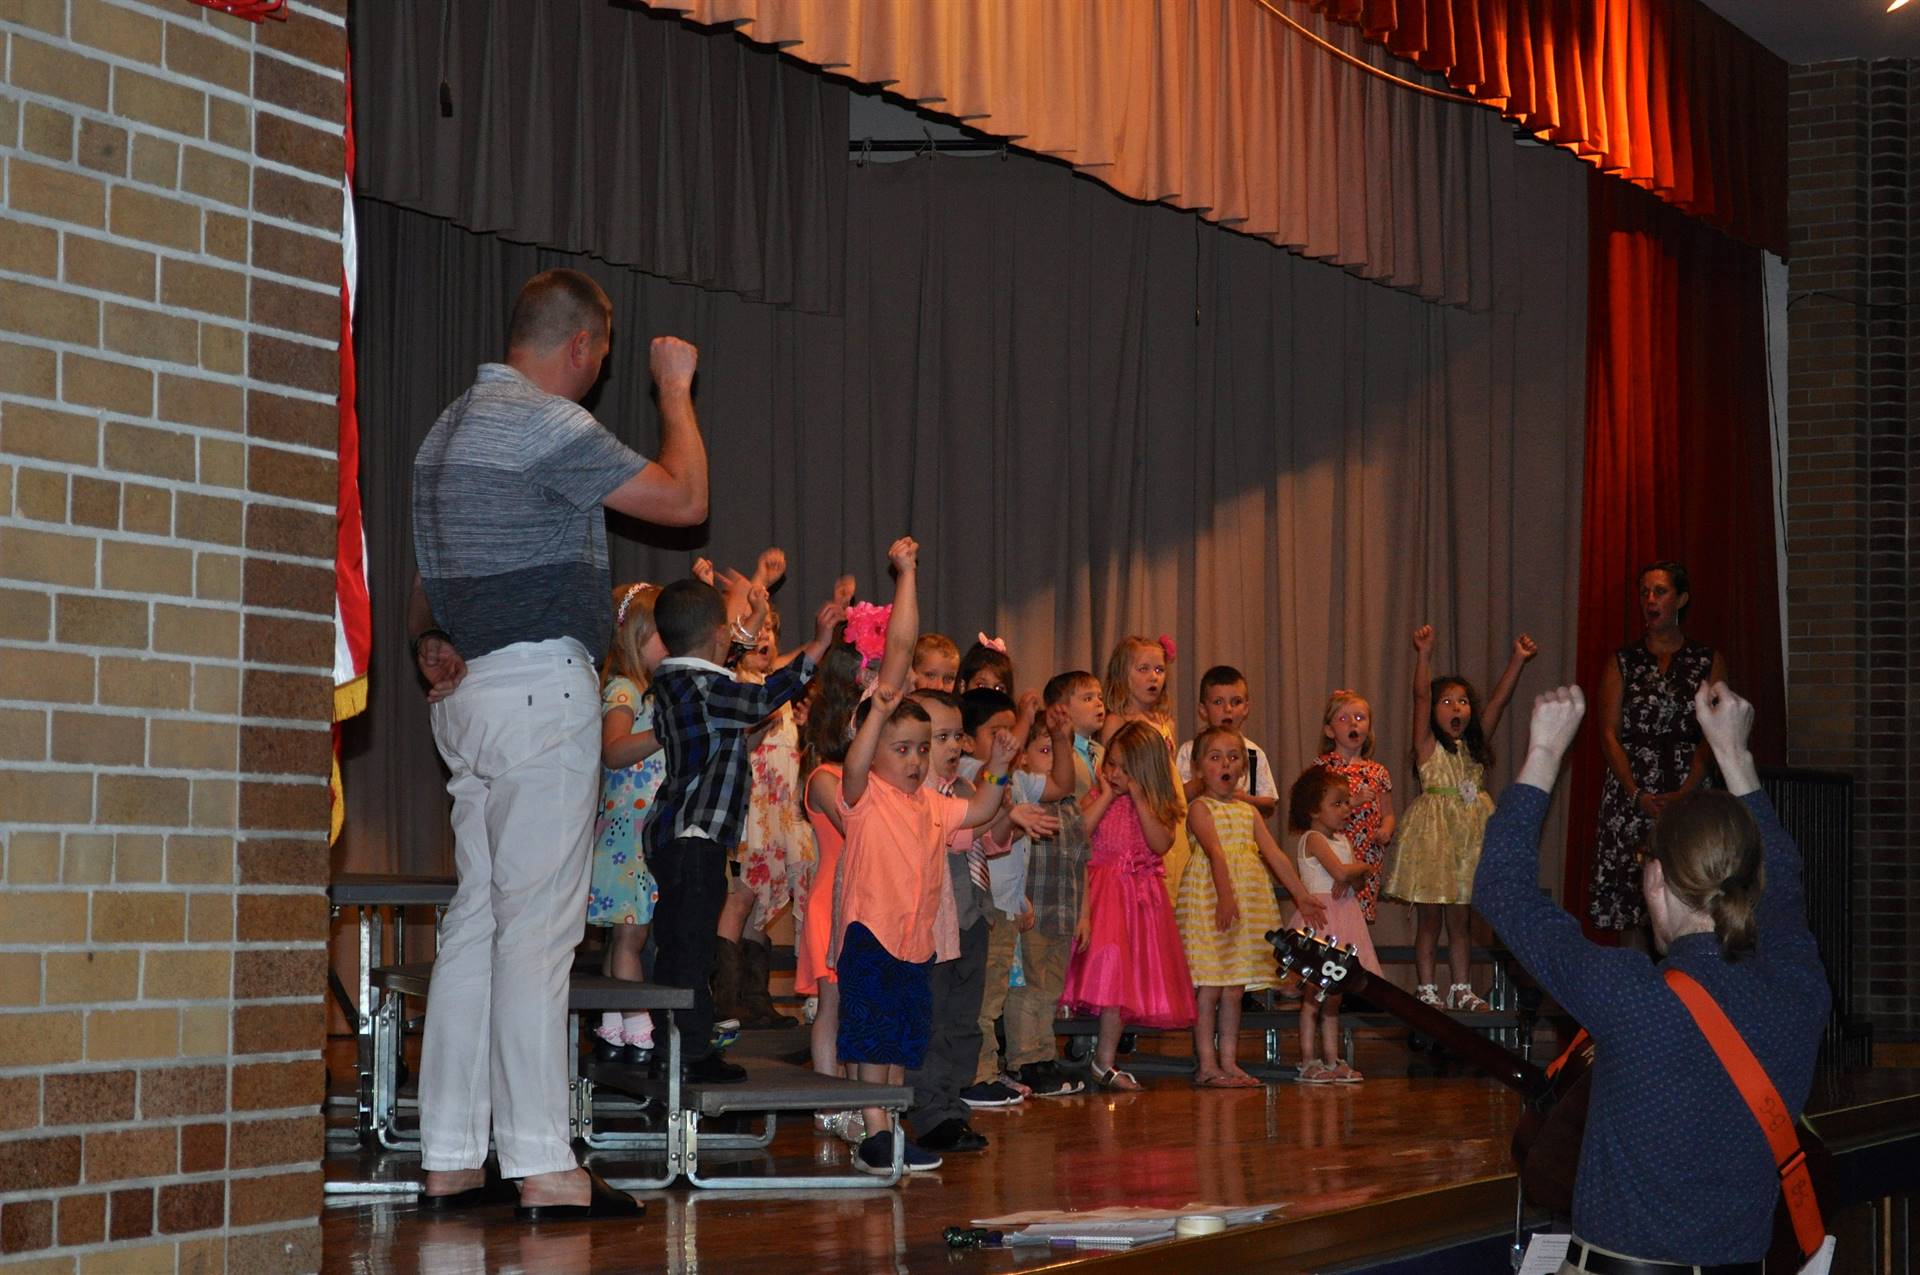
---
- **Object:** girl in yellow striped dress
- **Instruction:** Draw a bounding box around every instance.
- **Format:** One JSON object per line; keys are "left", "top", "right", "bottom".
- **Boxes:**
{"left": 1178, "top": 726, "right": 1327, "bottom": 1087}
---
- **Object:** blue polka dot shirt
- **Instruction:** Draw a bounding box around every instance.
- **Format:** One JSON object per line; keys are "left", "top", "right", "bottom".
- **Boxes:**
{"left": 1474, "top": 784, "right": 1829, "bottom": 1263}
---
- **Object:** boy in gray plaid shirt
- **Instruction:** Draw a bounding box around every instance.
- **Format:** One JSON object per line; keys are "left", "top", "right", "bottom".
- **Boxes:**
{"left": 999, "top": 700, "right": 1095, "bottom": 1097}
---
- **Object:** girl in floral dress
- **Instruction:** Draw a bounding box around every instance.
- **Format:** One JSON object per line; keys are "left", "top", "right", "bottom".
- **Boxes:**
{"left": 588, "top": 583, "right": 666, "bottom": 1060}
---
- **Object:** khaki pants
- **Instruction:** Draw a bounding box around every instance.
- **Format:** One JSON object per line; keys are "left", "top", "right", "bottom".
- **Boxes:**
{"left": 973, "top": 912, "right": 1020, "bottom": 1083}
{"left": 1003, "top": 926, "right": 1070, "bottom": 1070}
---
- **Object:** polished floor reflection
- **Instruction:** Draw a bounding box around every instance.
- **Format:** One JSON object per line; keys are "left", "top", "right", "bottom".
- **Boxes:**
{"left": 322, "top": 1032, "right": 1527, "bottom": 1274}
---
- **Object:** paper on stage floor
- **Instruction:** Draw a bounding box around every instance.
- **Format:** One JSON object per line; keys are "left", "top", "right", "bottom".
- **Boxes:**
{"left": 971, "top": 1203, "right": 1283, "bottom": 1227}
{"left": 1517, "top": 1234, "right": 1570, "bottom": 1274}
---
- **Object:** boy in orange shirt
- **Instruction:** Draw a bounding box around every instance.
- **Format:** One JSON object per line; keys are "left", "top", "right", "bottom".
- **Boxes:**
{"left": 828, "top": 541, "right": 1012, "bottom": 1174}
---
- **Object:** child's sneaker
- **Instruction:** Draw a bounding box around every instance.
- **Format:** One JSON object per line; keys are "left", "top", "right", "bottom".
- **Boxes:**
{"left": 1018, "top": 1061, "right": 1086, "bottom": 1098}
{"left": 960, "top": 1080, "right": 1023, "bottom": 1108}
{"left": 855, "top": 1131, "right": 941, "bottom": 1175}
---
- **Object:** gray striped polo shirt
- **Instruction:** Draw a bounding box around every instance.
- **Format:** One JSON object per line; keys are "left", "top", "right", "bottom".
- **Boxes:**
{"left": 412, "top": 363, "right": 648, "bottom": 662}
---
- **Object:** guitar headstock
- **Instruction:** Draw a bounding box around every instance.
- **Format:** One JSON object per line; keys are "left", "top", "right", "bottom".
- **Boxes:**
{"left": 1265, "top": 926, "right": 1362, "bottom": 1003}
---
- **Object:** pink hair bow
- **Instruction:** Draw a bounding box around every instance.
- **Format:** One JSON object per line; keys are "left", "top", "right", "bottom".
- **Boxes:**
{"left": 977, "top": 632, "right": 1007, "bottom": 653}
{"left": 843, "top": 601, "right": 893, "bottom": 672}
{"left": 1157, "top": 634, "right": 1177, "bottom": 663}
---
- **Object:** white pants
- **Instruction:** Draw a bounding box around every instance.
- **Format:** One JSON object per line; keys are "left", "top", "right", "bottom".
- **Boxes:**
{"left": 419, "top": 638, "right": 599, "bottom": 1178}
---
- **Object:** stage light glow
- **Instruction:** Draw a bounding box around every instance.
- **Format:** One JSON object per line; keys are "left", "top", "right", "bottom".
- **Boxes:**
{"left": 1893, "top": 0, "right": 1912, "bottom": 13}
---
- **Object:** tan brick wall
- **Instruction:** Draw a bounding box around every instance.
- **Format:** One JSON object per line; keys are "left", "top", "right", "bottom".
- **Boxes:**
{"left": 1784, "top": 61, "right": 1919, "bottom": 1040}
{"left": 2, "top": 1, "right": 345, "bottom": 1267}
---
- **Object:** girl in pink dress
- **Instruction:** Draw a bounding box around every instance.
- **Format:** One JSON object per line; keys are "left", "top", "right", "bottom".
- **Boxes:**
{"left": 1060, "top": 721, "right": 1195, "bottom": 1090}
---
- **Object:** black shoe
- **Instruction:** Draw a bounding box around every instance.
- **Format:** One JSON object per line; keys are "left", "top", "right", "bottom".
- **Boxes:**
{"left": 515, "top": 1168, "right": 645, "bottom": 1222}
{"left": 1019, "top": 1062, "right": 1086, "bottom": 1098}
{"left": 418, "top": 1168, "right": 513, "bottom": 1213}
{"left": 959, "top": 1080, "right": 1023, "bottom": 1108}
{"left": 684, "top": 1052, "right": 748, "bottom": 1084}
{"left": 591, "top": 1037, "right": 650, "bottom": 1067}
{"left": 916, "top": 1119, "right": 988, "bottom": 1153}
{"left": 855, "top": 1131, "right": 942, "bottom": 1175}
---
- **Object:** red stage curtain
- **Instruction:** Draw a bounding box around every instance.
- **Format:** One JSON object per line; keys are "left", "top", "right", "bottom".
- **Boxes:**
{"left": 1310, "top": 0, "right": 1787, "bottom": 255}
{"left": 1563, "top": 169, "right": 1786, "bottom": 936}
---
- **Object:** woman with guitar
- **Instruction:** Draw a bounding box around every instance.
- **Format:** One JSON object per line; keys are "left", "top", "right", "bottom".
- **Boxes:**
{"left": 1473, "top": 683, "right": 1828, "bottom": 1274}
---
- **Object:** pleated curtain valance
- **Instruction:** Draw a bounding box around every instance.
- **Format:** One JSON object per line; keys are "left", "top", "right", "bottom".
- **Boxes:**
{"left": 351, "top": 0, "right": 848, "bottom": 314}
{"left": 1310, "top": 0, "right": 1788, "bottom": 256}
{"left": 651, "top": 0, "right": 1523, "bottom": 312}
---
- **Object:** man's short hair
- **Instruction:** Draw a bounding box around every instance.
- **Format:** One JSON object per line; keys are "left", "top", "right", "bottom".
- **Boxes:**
{"left": 507, "top": 269, "right": 611, "bottom": 353}
{"left": 654, "top": 578, "right": 727, "bottom": 656}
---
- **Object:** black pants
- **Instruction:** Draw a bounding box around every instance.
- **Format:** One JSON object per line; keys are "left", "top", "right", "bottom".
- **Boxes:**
{"left": 905, "top": 916, "right": 988, "bottom": 1137}
{"left": 649, "top": 835, "right": 730, "bottom": 1060}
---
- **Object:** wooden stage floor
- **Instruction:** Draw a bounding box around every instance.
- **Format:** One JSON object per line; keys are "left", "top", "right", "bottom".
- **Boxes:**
{"left": 321, "top": 1030, "right": 1536, "bottom": 1274}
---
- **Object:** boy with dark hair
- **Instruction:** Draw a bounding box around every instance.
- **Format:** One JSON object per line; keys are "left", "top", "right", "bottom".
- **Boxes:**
{"left": 645, "top": 576, "right": 843, "bottom": 1081}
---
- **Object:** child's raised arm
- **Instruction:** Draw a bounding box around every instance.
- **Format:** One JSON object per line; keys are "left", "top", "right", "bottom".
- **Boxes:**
{"left": 1133, "top": 790, "right": 1176, "bottom": 856}
{"left": 1479, "top": 633, "right": 1539, "bottom": 738}
{"left": 871, "top": 538, "right": 919, "bottom": 693}
{"left": 841, "top": 682, "right": 900, "bottom": 808}
{"left": 1041, "top": 702, "right": 1076, "bottom": 801}
{"left": 772, "top": 597, "right": 848, "bottom": 671}
{"left": 960, "top": 728, "right": 1019, "bottom": 830}
{"left": 1253, "top": 820, "right": 1329, "bottom": 931}
{"left": 1410, "top": 624, "right": 1436, "bottom": 763}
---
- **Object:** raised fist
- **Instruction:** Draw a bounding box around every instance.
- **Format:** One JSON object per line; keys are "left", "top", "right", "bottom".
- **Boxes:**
{"left": 1412, "top": 624, "right": 1435, "bottom": 653}
{"left": 650, "top": 335, "right": 697, "bottom": 394}
{"left": 887, "top": 537, "right": 918, "bottom": 574}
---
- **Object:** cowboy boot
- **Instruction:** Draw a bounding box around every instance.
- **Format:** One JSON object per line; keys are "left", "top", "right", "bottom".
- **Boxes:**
{"left": 738, "top": 937, "right": 797, "bottom": 1029}
{"left": 711, "top": 937, "right": 746, "bottom": 1025}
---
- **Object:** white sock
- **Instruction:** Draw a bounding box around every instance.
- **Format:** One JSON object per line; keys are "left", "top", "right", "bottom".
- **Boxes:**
{"left": 623, "top": 1014, "right": 654, "bottom": 1049}
{"left": 597, "top": 1011, "right": 624, "bottom": 1042}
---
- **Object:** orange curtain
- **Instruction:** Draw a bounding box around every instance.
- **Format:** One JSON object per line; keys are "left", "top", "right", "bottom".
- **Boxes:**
{"left": 648, "top": 0, "right": 1532, "bottom": 310}
{"left": 657, "top": 0, "right": 1786, "bottom": 261}
{"left": 1311, "top": 0, "right": 1787, "bottom": 254}
{"left": 1564, "top": 170, "right": 1786, "bottom": 939}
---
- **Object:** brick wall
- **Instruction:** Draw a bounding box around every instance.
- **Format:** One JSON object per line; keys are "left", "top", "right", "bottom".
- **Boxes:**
{"left": 1785, "top": 61, "right": 1919, "bottom": 1041}
{"left": 1, "top": 1, "right": 345, "bottom": 1267}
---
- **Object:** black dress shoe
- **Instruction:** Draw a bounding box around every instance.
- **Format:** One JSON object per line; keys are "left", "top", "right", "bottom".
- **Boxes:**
{"left": 515, "top": 1168, "right": 645, "bottom": 1222}
{"left": 592, "top": 1037, "right": 651, "bottom": 1066}
{"left": 684, "top": 1052, "right": 748, "bottom": 1084}
{"left": 916, "top": 1119, "right": 988, "bottom": 1153}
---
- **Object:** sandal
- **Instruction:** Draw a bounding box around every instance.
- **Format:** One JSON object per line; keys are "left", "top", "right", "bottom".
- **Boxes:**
{"left": 1327, "top": 1062, "right": 1364, "bottom": 1084}
{"left": 1447, "top": 984, "right": 1490, "bottom": 1012}
{"left": 1090, "top": 1060, "right": 1142, "bottom": 1091}
{"left": 1296, "top": 1059, "right": 1334, "bottom": 1085}
{"left": 515, "top": 1168, "right": 645, "bottom": 1222}
{"left": 1416, "top": 984, "right": 1442, "bottom": 1007}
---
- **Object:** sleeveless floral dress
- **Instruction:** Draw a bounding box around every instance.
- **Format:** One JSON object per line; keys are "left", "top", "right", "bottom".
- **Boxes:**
{"left": 1589, "top": 638, "right": 1718, "bottom": 931}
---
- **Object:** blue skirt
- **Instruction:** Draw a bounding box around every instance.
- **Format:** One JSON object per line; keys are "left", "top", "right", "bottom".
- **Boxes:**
{"left": 835, "top": 923, "right": 933, "bottom": 1068}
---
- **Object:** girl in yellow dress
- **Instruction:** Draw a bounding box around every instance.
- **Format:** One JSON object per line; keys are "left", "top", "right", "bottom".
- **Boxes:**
{"left": 1385, "top": 624, "right": 1537, "bottom": 1010}
{"left": 1178, "top": 727, "right": 1326, "bottom": 1086}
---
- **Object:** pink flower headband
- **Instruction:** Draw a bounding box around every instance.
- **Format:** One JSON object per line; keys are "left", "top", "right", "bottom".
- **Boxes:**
{"left": 1157, "top": 634, "right": 1176, "bottom": 663}
{"left": 843, "top": 601, "right": 893, "bottom": 672}
{"left": 976, "top": 632, "right": 1006, "bottom": 653}
{"left": 616, "top": 583, "right": 652, "bottom": 628}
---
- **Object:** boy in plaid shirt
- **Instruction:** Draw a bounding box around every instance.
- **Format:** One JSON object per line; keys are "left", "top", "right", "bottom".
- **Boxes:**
{"left": 646, "top": 576, "right": 842, "bottom": 1081}
{"left": 999, "top": 703, "right": 1093, "bottom": 1097}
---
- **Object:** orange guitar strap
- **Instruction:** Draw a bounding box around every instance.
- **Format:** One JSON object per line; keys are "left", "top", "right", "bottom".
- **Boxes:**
{"left": 1664, "top": 969, "right": 1824, "bottom": 1259}
{"left": 1545, "top": 1028, "right": 1589, "bottom": 1079}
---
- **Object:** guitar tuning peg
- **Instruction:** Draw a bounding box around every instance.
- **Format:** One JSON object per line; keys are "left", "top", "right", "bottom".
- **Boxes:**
{"left": 1345, "top": 943, "right": 1359, "bottom": 959}
{"left": 1314, "top": 986, "right": 1329, "bottom": 1004}
{"left": 1301, "top": 926, "right": 1316, "bottom": 940}
{"left": 1325, "top": 932, "right": 1338, "bottom": 949}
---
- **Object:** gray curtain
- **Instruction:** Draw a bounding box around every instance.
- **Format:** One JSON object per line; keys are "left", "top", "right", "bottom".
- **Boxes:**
{"left": 351, "top": 0, "right": 847, "bottom": 313}
{"left": 340, "top": 146, "right": 1587, "bottom": 931}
